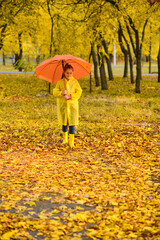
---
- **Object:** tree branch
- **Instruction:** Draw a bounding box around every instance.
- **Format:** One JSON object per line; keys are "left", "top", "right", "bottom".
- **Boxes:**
{"left": 125, "top": 23, "right": 136, "bottom": 56}
{"left": 47, "top": 0, "right": 52, "bottom": 17}
{"left": 128, "top": 16, "right": 137, "bottom": 33}
{"left": 140, "top": 19, "right": 148, "bottom": 51}
{"left": 0, "top": 23, "right": 7, "bottom": 50}
{"left": 118, "top": 23, "right": 128, "bottom": 54}
{"left": 104, "top": 0, "right": 119, "bottom": 11}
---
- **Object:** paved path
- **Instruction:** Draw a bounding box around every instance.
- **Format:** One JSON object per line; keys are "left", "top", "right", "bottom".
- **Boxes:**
{"left": 0, "top": 71, "right": 34, "bottom": 74}
{"left": 0, "top": 71, "right": 158, "bottom": 76}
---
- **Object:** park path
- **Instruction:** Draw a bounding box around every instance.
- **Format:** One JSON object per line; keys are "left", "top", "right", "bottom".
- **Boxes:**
{"left": 0, "top": 71, "right": 34, "bottom": 74}
{"left": 0, "top": 65, "right": 158, "bottom": 76}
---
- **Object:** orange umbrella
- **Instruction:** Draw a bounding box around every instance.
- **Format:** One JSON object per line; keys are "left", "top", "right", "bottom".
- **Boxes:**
{"left": 35, "top": 54, "right": 92, "bottom": 83}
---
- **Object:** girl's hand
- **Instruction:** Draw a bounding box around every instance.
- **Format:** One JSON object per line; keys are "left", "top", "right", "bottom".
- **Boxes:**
{"left": 64, "top": 95, "right": 72, "bottom": 100}
{"left": 61, "top": 90, "right": 67, "bottom": 96}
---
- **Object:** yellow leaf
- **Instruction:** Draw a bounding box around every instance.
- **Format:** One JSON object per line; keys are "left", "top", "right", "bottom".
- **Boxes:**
{"left": 37, "top": 233, "right": 44, "bottom": 236}
{"left": 1, "top": 230, "right": 17, "bottom": 240}
{"left": 76, "top": 212, "right": 88, "bottom": 222}
{"left": 51, "top": 230, "right": 64, "bottom": 236}
{"left": 24, "top": 201, "right": 36, "bottom": 206}
{"left": 117, "top": 143, "right": 122, "bottom": 148}
{"left": 128, "top": 232, "right": 138, "bottom": 238}
{"left": 52, "top": 209, "right": 60, "bottom": 214}
{"left": 76, "top": 199, "right": 86, "bottom": 204}
{"left": 0, "top": 224, "right": 3, "bottom": 230}
{"left": 87, "top": 229, "right": 99, "bottom": 238}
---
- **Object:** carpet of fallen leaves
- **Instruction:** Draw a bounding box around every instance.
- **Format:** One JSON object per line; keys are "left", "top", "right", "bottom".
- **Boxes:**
{"left": 0, "top": 75, "right": 160, "bottom": 239}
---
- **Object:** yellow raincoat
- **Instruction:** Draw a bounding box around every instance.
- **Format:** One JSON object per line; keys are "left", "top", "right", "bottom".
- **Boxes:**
{"left": 53, "top": 77, "right": 82, "bottom": 126}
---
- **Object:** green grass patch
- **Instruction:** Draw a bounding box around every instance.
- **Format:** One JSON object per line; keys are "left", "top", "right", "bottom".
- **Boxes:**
{"left": 0, "top": 74, "right": 159, "bottom": 151}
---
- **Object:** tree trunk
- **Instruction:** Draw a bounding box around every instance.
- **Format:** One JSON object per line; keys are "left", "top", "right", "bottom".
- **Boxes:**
{"left": 118, "top": 28, "right": 128, "bottom": 78}
{"left": 48, "top": 17, "right": 54, "bottom": 93}
{"left": 126, "top": 19, "right": 148, "bottom": 92}
{"left": 134, "top": 27, "right": 142, "bottom": 93}
{"left": 50, "top": 17, "right": 54, "bottom": 56}
{"left": 14, "top": 32, "right": 23, "bottom": 71}
{"left": 18, "top": 32, "right": 23, "bottom": 72}
{"left": 90, "top": 71, "right": 92, "bottom": 93}
{"left": 0, "top": 24, "right": 7, "bottom": 51}
{"left": 149, "top": 37, "right": 151, "bottom": 74}
{"left": 135, "top": 50, "right": 141, "bottom": 93}
{"left": 158, "top": 45, "right": 160, "bottom": 83}
{"left": 118, "top": 24, "right": 134, "bottom": 83}
{"left": 102, "top": 39, "right": 114, "bottom": 80}
{"left": 36, "top": 55, "right": 41, "bottom": 64}
{"left": 49, "top": 83, "right": 51, "bottom": 93}
{"left": 140, "top": 58, "right": 142, "bottom": 80}
{"left": 93, "top": 51, "right": 100, "bottom": 87}
{"left": 90, "top": 42, "right": 100, "bottom": 86}
{"left": 92, "top": 49, "right": 100, "bottom": 87}
{"left": 2, "top": 51, "right": 5, "bottom": 65}
{"left": 123, "top": 52, "right": 128, "bottom": 78}
{"left": 89, "top": 45, "right": 92, "bottom": 92}
{"left": 97, "top": 45, "right": 108, "bottom": 90}
{"left": 47, "top": 1, "right": 55, "bottom": 94}
{"left": 128, "top": 49, "right": 134, "bottom": 84}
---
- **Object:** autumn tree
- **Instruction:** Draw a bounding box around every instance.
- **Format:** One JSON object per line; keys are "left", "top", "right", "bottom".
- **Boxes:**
{"left": 39, "top": 0, "right": 59, "bottom": 57}
{"left": 73, "top": 0, "right": 160, "bottom": 92}
{"left": 158, "top": 42, "right": 160, "bottom": 82}
{"left": 149, "top": 0, "right": 160, "bottom": 82}
{"left": 0, "top": 0, "right": 35, "bottom": 50}
{"left": 66, "top": 0, "right": 115, "bottom": 89}
{"left": 1, "top": 0, "right": 39, "bottom": 71}
{"left": 105, "top": 0, "right": 160, "bottom": 92}
{"left": 33, "top": 0, "right": 92, "bottom": 92}
{"left": 90, "top": 42, "right": 100, "bottom": 87}
{"left": 118, "top": 23, "right": 134, "bottom": 83}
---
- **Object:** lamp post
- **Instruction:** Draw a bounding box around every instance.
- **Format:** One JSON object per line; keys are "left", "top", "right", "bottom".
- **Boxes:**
{"left": 158, "top": 28, "right": 160, "bottom": 82}
{"left": 149, "top": 0, "right": 160, "bottom": 82}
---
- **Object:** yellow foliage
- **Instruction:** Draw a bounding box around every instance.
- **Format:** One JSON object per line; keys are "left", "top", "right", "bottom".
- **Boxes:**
{"left": 1, "top": 230, "right": 18, "bottom": 240}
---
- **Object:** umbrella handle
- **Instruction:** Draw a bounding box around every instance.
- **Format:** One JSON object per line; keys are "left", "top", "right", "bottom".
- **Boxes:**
{"left": 63, "top": 78, "right": 67, "bottom": 95}
{"left": 62, "top": 60, "right": 67, "bottom": 95}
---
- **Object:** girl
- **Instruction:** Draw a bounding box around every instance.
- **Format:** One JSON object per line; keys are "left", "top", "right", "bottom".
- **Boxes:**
{"left": 53, "top": 63, "right": 82, "bottom": 148}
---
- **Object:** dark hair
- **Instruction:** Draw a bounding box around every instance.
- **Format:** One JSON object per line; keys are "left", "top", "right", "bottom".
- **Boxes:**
{"left": 63, "top": 63, "right": 74, "bottom": 72}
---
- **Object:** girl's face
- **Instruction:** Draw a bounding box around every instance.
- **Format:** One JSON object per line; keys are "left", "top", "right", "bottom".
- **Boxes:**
{"left": 64, "top": 69, "right": 73, "bottom": 80}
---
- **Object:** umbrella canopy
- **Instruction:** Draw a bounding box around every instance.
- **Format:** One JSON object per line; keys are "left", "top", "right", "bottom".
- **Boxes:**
{"left": 35, "top": 54, "right": 92, "bottom": 83}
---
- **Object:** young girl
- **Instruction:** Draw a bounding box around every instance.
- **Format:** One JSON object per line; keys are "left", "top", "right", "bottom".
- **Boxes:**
{"left": 53, "top": 63, "right": 82, "bottom": 148}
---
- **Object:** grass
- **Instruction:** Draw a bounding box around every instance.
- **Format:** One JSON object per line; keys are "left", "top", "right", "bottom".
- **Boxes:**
{"left": 0, "top": 74, "right": 160, "bottom": 239}
{"left": 0, "top": 62, "right": 18, "bottom": 71}
{"left": 0, "top": 74, "right": 159, "bottom": 151}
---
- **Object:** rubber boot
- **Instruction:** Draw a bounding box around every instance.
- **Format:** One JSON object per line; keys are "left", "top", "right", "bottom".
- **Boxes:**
{"left": 69, "top": 134, "right": 74, "bottom": 148}
{"left": 63, "top": 132, "right": 68, "bottom": 144}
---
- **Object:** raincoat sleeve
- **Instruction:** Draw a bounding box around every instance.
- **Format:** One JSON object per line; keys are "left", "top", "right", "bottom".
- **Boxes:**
{"left": 53, "top": 81, "right": 63, "bottom": 97}
{"left": 71, "top": 81, "right": 82, "bottom": 101}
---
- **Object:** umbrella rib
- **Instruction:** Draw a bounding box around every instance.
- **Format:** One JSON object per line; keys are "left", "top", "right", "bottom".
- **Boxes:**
{"left": 51, "top": 60, "right": 63, "bottom": 83}
{"left": 51, "top": 59, "right": 90, "bottom": 82}
{"left": 68, "top": 60, "right": 91, "bottom": 74}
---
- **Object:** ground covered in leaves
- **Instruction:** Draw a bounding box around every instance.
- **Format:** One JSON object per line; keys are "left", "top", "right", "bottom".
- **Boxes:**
{"left": 0, "top": 74, "right": 160, "bottom": 239}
